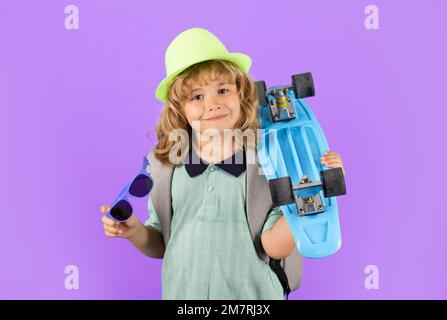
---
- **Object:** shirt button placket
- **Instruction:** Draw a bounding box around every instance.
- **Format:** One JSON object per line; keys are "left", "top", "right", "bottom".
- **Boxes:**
{"left": 206, "top": 165, "right": 215, "bottom": 297}
{"left": 206, "top": 165, "right": 216, "bottom": 214}
{"left": 208, "top": 165, "right": 215, "bottom": 193}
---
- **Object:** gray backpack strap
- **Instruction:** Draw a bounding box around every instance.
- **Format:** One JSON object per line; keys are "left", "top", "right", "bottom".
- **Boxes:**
{"left": 246, "top": 150, "right": 272, "bottom": 264}
{"left": 146, "top": 150, "right": 174, "bottom": 249}
{"left": 281, "top": 248, "right": 303, "bottom": 292}
{"left": 246, "top": 146, "right": 303, "bottom": 293}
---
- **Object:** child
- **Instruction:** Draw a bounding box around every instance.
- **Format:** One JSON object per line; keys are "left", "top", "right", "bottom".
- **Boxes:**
{"left": 100, "top": 28, "right": 345, "bottom": 300}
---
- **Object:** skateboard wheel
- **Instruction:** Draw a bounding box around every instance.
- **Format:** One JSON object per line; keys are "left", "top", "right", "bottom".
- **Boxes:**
{"left": 321, "top": 168, "right": 346, "bottom": 197}
{"left": 292, "top": 72, "right": 315, "bottom": 99}
{"left": 269, "top": 177, "right": 295, "bottom": 207}
{"left": 255, "top": 80, "right": 268, "bottom": 105}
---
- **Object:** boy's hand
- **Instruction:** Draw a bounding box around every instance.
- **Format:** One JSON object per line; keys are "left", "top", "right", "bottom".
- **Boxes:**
{"left": 100, "top": 204, "right": 139, "bottom": 239}
{"left": 320, "top": 151, "right": 345, "bottom": 176}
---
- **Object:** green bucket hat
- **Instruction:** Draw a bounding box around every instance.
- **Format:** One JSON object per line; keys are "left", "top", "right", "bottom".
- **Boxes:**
{"left": 155, "top": 27, "right": 252, "bottom": 103}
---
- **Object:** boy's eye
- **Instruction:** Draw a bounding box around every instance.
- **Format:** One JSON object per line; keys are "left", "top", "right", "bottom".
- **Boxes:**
{"left": 218, "top": 88, "right": 229, "bottom": 94}
{"left": 192, "top": 95, "right": 203, "bottom": 101}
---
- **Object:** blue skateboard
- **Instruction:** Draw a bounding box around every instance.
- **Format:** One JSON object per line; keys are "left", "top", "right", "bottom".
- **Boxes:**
{"left": 255, "top": 73, "right": 346, "bottom": 258}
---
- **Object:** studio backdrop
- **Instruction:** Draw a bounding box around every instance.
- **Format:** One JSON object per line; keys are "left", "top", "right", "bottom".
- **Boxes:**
{"left": 1, "top": 0, "right": 446, "bottom": 299}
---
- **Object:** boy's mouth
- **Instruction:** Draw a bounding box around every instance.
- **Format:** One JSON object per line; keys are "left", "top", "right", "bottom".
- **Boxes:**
{"left": 203, "top": 114, "right": 229, "bottom": 121}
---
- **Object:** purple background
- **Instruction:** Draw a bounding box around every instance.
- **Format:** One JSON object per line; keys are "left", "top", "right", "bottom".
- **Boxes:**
{"left": 1, "top": 0, "right": 446, "bottom": 299}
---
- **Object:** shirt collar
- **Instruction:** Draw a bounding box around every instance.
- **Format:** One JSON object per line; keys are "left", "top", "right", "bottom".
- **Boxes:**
{"left": 182, "top": 146, "right": 246, "bottom": 178}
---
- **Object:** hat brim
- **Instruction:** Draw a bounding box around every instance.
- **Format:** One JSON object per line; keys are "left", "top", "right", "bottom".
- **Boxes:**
{"left": 155, "top": 52, "right": 252, "bottom": 103}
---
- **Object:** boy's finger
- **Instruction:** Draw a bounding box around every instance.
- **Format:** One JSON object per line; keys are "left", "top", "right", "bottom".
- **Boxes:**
{"left": 102, "top": 215, "right": 117, "bottom": 227}
{"left": 104, "top": 224, "right": 118, "bottom": 234}
{"left": 100, "top": 204, "right": 111, "bottom": 214}
{"left": 104, "top": 224, "right": 121, "bottom": 235}
{"left": 321, "top": 155, "right": 340, "bottom": 161}
{"left": 324, "top": 159, "right": 341, "bottom": 164}
{"left": 321, "top": 157, "right": 338, "bottom": 162}
{"left": 325, "top": 161, "right": 343, "bottom": 167}
{"left": 104, "top": 230, "right": 118, "bottom": 238}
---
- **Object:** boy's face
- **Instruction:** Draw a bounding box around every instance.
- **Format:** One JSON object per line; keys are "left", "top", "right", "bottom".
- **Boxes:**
{"left": 182, "top": 79, "right": 241, "bottom": 136}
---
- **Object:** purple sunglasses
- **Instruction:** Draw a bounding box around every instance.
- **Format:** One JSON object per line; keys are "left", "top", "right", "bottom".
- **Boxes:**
{"left": 106, "top": 157, "right": 153, "bottom": 222}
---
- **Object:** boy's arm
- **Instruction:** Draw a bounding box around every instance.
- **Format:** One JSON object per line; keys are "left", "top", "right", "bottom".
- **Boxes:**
{"left": 261, "top": 215, "right": 295, "bottom": 260}
{"left": 128, "top": 220, "right": 166, "bottom": 259}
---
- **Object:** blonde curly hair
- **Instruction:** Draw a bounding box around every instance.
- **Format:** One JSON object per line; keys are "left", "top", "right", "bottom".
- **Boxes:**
{"left": 153, "top": 59, "right": 260, "bottom": 166}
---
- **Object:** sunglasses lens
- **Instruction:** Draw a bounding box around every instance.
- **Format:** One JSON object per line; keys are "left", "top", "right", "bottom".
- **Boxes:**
{"left": 110, "top": 200, "right": 132, "bottom": 221}
{"left": 129, "top": 174, "right": 153, "bottom": 197}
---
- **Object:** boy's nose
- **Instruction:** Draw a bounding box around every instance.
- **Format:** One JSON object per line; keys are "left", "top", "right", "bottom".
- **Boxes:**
{"left": 206, "top": 96, "right": 222, "bottom": 112}
{"left": 207, "top": 105, "right": 221, "bottom": 112}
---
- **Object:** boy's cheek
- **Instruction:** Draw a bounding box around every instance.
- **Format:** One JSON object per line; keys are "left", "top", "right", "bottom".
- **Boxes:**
{"left": 185, "top": 108, "right": 204, "bottom": 123}
{"left": 225, "top": 94, "right": 241, "bottom": 107}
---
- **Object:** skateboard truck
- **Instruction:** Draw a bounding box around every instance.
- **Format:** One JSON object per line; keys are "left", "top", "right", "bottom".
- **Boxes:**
{"left": 267, "top": 88, "right": 296, "bottom": 122}
{"left": 255, "top": 72, "right": 315, "bottom": 123}
{"left": 294, "top": 176, "right": 325, "bottom": 216}
{"left": 268, "top": 167, "right": 346, "bottom": 216}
